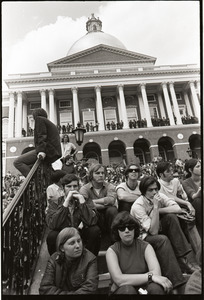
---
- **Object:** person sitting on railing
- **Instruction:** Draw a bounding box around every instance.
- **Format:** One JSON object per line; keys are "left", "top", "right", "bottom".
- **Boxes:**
{"left": 39, "top": 227, "right": 98, "bottom": 294}
{"left": 46, "top": 174, "right": 101, "bottom": 257}
{"left": 13, "top": 108, "right": 62, "bottom": 177}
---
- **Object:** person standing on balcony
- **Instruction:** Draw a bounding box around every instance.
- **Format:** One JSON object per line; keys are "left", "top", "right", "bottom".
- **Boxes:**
{"left": 116, "top": 164, "right": 141, "bottom": 212}
{"left": 39, "top": 227, "right": 98, "bottom": 294}
{"left": 13, "top": 108, "right": 61, "bottom": 177}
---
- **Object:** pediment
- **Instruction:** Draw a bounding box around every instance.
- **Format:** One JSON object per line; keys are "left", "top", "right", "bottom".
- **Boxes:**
{"left": 47, "top": 44, "right": 156, "bottom": 70}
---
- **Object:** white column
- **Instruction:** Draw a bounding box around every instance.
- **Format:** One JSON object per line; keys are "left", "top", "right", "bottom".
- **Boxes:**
{"left": 49, "top": 89, "right": 55, "bottom": 123}
{"left": 183, "top": 91, "right": 193, "bottom": 116}
{"left": 95, "top": 86, "right": 105, "bottom": 130}
{"left": 22, "top": 101, "right": 27, "bottom": 133}
{"left": 16, "top": 91, "right": 23, "bottom": 137}
{"left": 169, "top": 82, "right": 182, "bottom": 125}
{"left": 117, "top": 94, "right": 122, "bottom": 122}
{"left": 8, "top": 92, "right": 15, "bottom": 138}
{"left": 161, "top": 82, "right": 175, "bottom": 125}
{"left": 157, "top": 92, "right": 166, "bottom": 118}
{"left": 138, "top": 94, "right": 145, "bottom": 119}
{"left": 189, "top": 81, "right": 200, "bottom": 122}
{"left": 71, "top": 87, "right": 80, "bottom": 128}
{"left": 140, "top": 83, "right": 152, "bottom": 127}
{"left": 195, "top": 80, "right": 200, "bottom": 98}
{"left": 40, "top": 89, "right": 47, "bottom": 110}
{"left": 118, "top": 84, "right": 128, "bottom": 128}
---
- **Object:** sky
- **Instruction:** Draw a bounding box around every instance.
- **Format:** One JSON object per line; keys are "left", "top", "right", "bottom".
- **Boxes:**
{"left": 2, "top": 1, "right": 200, "bottom": 91}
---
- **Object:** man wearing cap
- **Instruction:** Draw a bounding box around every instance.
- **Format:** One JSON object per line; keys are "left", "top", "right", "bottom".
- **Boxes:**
{"left": 116, "top": 163, "right": 141, "bottom": 212}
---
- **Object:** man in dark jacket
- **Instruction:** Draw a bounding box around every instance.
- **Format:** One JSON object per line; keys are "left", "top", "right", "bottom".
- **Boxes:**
{"left": 14, "top": 108, "right": 61, "bottom": 177}
{"left": 46, "top": 174, "right": 101, "bottom": 256}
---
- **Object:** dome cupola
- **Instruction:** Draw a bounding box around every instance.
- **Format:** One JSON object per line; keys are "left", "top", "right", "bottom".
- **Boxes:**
{"left": 67, "top": 14, "right": 126, "bottom": 56}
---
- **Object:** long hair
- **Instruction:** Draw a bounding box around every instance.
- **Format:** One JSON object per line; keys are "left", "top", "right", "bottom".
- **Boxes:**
{"left": 124, "top": 163, "right": 141, "bottom": 178}
{"left": 139, "top": 176, "right": 160, "bottom": 195}
{"left": 184, "top": 159, "right": 198, "bottom": 178}
{"left": 88, "top": 163, "right": 106, "bottom": 181}
{"left": 61, "top": 174, "right": 79, "bottom": 187}
{"left": 111, "top": 211, "right": 141, "bottom": 242}
{"left": 61, "top": 134, "right": 70, "bottom": 143}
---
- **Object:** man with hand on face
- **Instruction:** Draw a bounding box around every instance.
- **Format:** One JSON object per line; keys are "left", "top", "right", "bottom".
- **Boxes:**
{"left": 156, "top": 162, "right": 195, "bottom": 215}
{"left": 46, "top": 174, "right": 101, "bottom": 256}
{"left": 130, "top": 176, "right": 199, "bottom": 282}
{"left": 79, "top": 164, "right": 118, "bottom": 238}
{"left": 116, "top": 163, "right": 141, "bottom": 212}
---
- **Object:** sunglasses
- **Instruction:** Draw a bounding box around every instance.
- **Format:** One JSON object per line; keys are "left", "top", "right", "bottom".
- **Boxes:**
{"left": 128, "top": 168, "right": 140, "bottom": 173}
{"left": 118, "top": 224, "right": 135, "bottom": 232}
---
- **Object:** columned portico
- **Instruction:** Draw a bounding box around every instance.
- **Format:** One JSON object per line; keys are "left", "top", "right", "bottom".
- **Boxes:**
{"left": 157, "top": 92, "right": 166, "bottom": 118}
{"left": 140, "top": 83, "right": 152, "bottom": 127}
{"left": 16, "top": 91, "right": 23, "bottom": 137}
{"left": 40, "top": 90, "right": 47, "bottom": 110}
{"left": 118, "top": 84, "right": 128, "bottom": 128}
{"left": 48, "top": 89, "right": 55, "bottom": 123}
{"left": 71, "top": 87, "right": 80, "bottom": 128}
{"left": 95, "top": 86, "right": 105, "bottom": 130}
{"left": 183, "top": 91, "right": 193, "bottom": 116}
{"left": 22, "top": 100, "right": 27, "bottom": 132}
{"left": 138, "top": 94, "right": 145, "bottom": 119}
{"left": 169, "top": 82, "right": 182, "bottom": 125}
{"left": 189, "top": 81, "right": 200, "bottom": 122}
{"left": 8, "top": 92, "right": 15, "bottom": 138}
{"left": 161, "top": 82, "right": 175, "bottom": 125}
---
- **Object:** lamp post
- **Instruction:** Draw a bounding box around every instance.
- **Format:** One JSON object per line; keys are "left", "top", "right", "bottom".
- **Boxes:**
{"left": 72, "top": 123, "right": 86, "bottom": 146}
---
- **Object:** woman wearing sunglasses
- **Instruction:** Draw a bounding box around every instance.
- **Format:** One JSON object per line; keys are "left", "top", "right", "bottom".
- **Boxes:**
{"left": 106, "top": 211, "right": 173, "bottom": 295}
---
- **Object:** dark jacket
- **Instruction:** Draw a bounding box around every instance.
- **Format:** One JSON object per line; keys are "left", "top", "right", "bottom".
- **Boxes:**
{"left": 46, "top": 196, "right": 98, "bottom": 231}
{"left": 39, "top": 248, "right": 98, "bottom": 294}
{"left": 34, "top": 116, "right": 61, "bottom": 163}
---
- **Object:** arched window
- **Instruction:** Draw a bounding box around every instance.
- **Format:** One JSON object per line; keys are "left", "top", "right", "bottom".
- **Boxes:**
{"left": 134, "top": 147, "right": 145, "bottom": 165}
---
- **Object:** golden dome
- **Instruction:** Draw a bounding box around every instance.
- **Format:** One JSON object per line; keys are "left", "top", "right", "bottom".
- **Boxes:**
{"left": 67, "top": 14, "right": 126, "bottom": 56}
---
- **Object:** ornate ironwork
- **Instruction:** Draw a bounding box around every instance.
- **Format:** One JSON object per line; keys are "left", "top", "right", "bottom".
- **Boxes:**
{"left": 2, "top": 159, "right": 51, "bottom": 295}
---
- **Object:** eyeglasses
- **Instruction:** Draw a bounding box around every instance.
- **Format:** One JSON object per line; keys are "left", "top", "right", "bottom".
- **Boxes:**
{"left": 118, "top": 224, "right": 135, "bottom": 232}
{"left": 128, "top": 168, "right": 140, "bottom": 173}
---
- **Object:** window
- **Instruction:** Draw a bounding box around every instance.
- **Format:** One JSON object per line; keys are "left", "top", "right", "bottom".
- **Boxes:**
{"left": 60, "top": 111, "right": 73, "bottom": 125}
{"left": 82, "top": 110, "right": 95, "bottom": 124}
{"left": 149, "top": 106, "right": 158, "bottom": 118}
{"left": 59, "top": 100, "right": 71, "bottom": 108}
{"left": 126, "top": 107, "right": 138, "bottom": 121}
{"left": 147, "top": 94, "right": 156, "bottom": 102}
{"left": 178, "top": 105, "right": 186, "bottom": 117}
{"left": 176, "top": 93, "right": 182, "bottom": 101}
{"left": 30, "top": 102, "right": 41, "bottom": 110}
{"left": 104, "top": 109, "right": 117, "bottom": 123}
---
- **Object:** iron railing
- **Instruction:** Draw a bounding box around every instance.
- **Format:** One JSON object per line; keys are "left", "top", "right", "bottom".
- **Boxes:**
{"left": 2, "top": 158, "right": 51, "bottom": 295}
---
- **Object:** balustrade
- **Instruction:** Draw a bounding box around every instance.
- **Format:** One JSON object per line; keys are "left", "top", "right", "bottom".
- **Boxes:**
{"left": 2, "top": 159, "right": 51, "bottom": 295}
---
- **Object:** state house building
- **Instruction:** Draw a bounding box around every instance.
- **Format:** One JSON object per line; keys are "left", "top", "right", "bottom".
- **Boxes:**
{"left": 2, "top": 14, "right": 201, "bottom": 174}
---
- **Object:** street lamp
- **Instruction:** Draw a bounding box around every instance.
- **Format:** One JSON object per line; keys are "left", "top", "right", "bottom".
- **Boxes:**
{"left": 72, "top": 123, "right": 86, "bottom": 146}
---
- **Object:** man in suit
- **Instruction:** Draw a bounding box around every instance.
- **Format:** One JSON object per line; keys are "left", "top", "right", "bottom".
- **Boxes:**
{"left": 14, "top": 108, "right": 61, "bottom": 177}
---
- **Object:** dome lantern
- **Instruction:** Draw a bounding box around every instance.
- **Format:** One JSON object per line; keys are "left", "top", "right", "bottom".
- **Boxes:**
{"left": 86, "top": 13, "right": 102, "bottom": 32}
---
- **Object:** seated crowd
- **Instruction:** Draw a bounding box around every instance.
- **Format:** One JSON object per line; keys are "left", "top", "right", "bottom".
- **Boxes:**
{"left": 8, "top": 106, "right": 202, "bottom": 295}
{"left": 38, "top": 158, "right": 201, "bottom": 294}
{"left": 4, "top": 157, "right": 202, "bottom": 294}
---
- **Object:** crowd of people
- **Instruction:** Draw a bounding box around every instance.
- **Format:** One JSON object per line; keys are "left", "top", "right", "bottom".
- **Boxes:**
{"left": 20, "top": 114, "right": 198, "bottom": 138}
{"left": 5, "top": 108, "right": 201, "bottom": 295}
